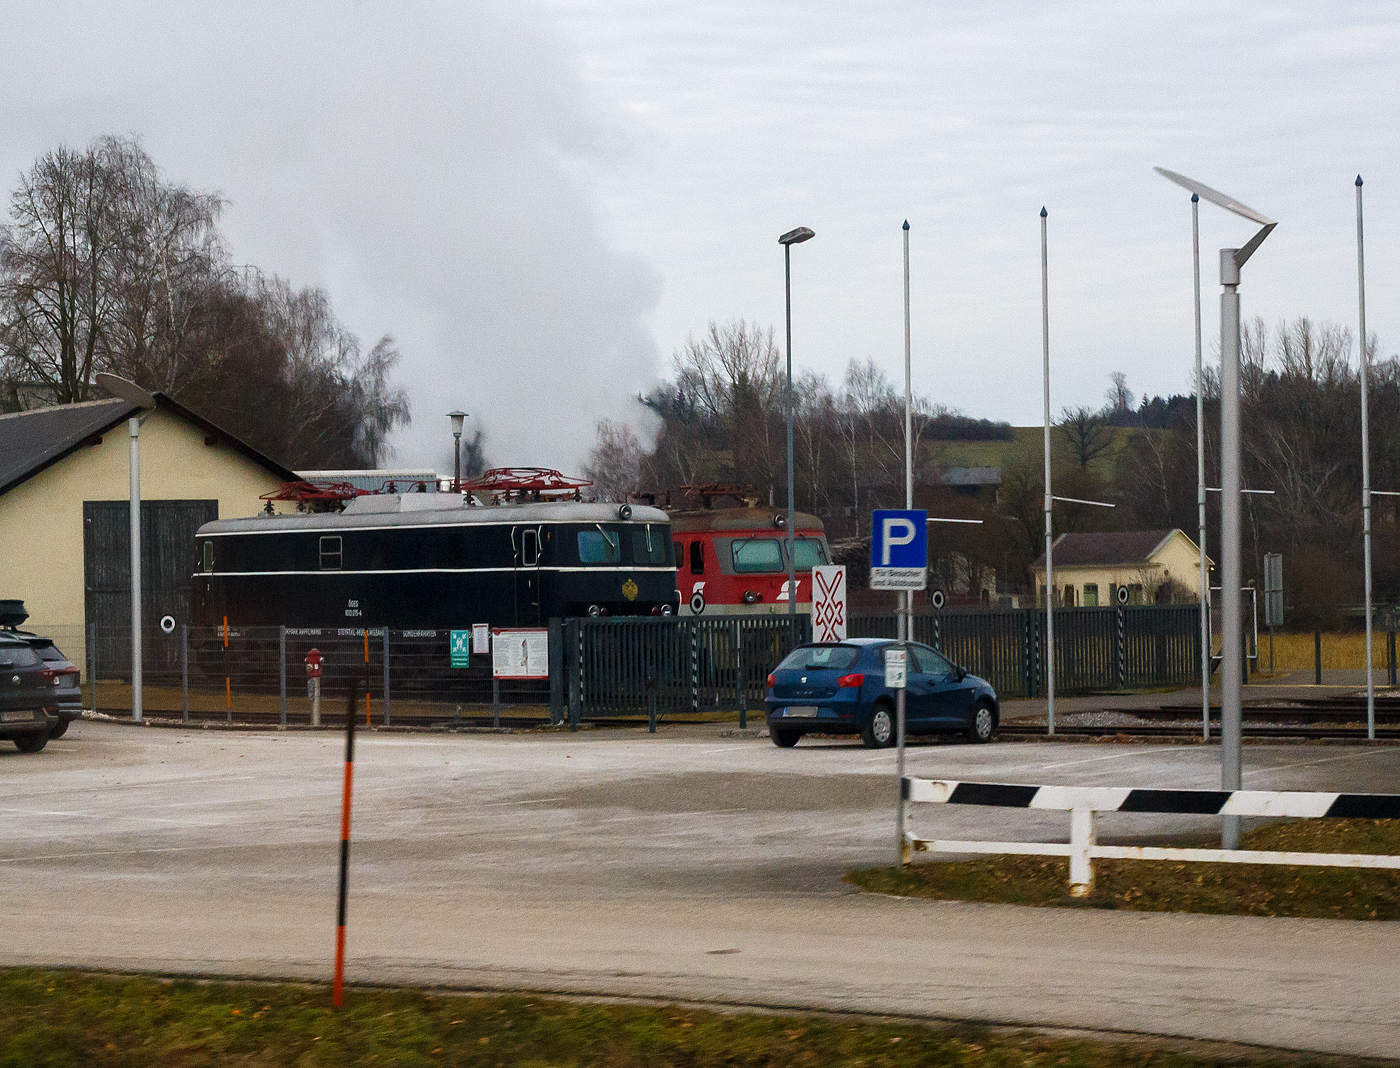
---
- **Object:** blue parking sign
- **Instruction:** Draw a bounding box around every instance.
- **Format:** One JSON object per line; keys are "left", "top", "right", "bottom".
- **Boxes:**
{"left": 869, "top": 509, "right": 927, "bottom": 590}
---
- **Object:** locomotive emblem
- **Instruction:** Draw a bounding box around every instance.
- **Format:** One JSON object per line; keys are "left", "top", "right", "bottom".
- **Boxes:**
{"left": 621, "top": 579, "right": 638, "bottom": 601}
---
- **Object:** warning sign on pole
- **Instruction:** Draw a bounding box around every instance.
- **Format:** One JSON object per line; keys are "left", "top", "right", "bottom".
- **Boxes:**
{"left": 812, "top": 565, "right": 847, "bottom": 643}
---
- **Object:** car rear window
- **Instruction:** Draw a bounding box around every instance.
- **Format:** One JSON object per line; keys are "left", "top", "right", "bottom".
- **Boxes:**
{"left": 0, "top": 644, "right": 41, "bottom": 668}
{"left": 29, "top": 642, "right": 65, "bottom": 662}
{"left": 776, "top": 645, "right": 861, "bottom": 672}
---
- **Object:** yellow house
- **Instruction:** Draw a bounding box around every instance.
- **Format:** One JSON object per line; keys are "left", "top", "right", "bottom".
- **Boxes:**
{"left": 0, "top": 394, "right": 298, "bottom": 672}
{"left": 1030, "top": 529, "right": 1208, "bottom": 607}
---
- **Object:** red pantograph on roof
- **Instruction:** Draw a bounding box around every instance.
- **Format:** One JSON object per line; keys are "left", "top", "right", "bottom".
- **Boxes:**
{"left": 459, "top": 468, "right": 593, "bottom": 499}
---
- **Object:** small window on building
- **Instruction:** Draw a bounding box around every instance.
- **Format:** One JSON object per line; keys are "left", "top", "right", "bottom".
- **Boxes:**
{"left": 1128, "top": 583, "right": 1144, "bottom": 605}
{"left": 689, "top": 540, "right": 705, "bottom": 576}
{"left": 1083, "top": 583, "right": 1099, "bottom": 606}
{"left": 202, "top": 540, "right": 214, "bottom": 573}
{"left": 319, "top": 535, "right": 342, "bottom": 571}
{"left": 1062, "top": 585, "right": 1075, "bottom": 607}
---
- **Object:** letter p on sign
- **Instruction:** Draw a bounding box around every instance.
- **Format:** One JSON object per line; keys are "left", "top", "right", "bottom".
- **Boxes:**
{"left": 881, "top": 518, "right": 917, "bottom": 564}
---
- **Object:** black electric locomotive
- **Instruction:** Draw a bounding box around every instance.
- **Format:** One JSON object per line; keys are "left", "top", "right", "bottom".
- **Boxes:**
{"left": 192, "top": 495, "right": 679, "bottom": 629}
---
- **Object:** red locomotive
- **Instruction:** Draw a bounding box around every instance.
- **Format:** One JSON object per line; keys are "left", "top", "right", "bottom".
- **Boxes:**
{"left": 656, "top": 485, "right": 831, "bottom": 616}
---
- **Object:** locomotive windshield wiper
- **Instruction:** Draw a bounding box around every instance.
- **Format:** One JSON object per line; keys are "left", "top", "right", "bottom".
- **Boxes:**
{"left": 594, "top": 524, "right": 619, "bottom": 553}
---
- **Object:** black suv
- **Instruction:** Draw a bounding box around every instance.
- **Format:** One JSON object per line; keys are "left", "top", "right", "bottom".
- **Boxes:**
{"left": 0, "top": 634, "right": 56, "bottom": 752}
{"left": 0, "top": 601, "right": 82, "bottom": 740}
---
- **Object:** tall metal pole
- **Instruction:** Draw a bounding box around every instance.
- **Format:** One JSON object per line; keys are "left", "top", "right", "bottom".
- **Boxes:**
{"left": 1357, "top": 175, "right": 1375, "bottom": 740}
{"left": 1193, "top": 193, "right": 1209, "bottom": 740}
{"left": 128, "top": 416, "right": 143, "bottom": 724}
{"left": 784, "top": 242, "right": 797, "bottom": 616}
{"left": 1219, "top": 247, "right": 1243, "bottom": 849}
{"left": 1041, "top": 207, "right": 1055, "bottom": 735}
{"left": 896, "top": 219, "right": 911, "bottom": 862}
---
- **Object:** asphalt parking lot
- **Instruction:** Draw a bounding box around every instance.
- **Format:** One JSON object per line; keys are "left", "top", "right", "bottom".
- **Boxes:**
{"left": 2, "top": 721, "right": 1399, "bottom": 1056}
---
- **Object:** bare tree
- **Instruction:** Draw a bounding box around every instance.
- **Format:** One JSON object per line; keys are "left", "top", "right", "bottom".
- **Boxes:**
{"left": 1059, "top": 405, "right": 1113, "bottom": 468}
{"left": 584, "top": 419, "right": 646, "bottom": 502}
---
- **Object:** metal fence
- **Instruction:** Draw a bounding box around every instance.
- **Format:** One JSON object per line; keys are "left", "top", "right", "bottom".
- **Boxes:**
{"left": 848, "top": 606, "right": 1202, "bottom": 697}
{"left": 39, "top": 605, "right": 1199, "bottom": 729}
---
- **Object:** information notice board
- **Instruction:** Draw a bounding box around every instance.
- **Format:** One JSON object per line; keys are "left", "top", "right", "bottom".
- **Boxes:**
{"left": 492, "top": 628, "right": 550, "bottom": 679}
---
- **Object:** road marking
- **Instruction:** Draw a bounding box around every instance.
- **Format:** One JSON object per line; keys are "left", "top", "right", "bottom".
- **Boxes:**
{"left": 1245, "top": 748, "right": 1394, "bottom": 776}
{"left": 0, "top": 808, "right": 93, "bottom": 817}
{"left": 1038, "top": 747, "right": 1185, "bottom": 771}
{"left": 0, "top": 844, "right": 220, "bottom": 865}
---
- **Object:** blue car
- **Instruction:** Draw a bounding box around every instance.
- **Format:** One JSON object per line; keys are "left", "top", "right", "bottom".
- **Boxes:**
{"left": 764, "top": 638, "right": 999, "bottom": 748}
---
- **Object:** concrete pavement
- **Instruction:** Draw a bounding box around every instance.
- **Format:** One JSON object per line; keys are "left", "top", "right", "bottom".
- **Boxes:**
{"left": 2, "top": 721, "right": 1398, "bottom": 1056}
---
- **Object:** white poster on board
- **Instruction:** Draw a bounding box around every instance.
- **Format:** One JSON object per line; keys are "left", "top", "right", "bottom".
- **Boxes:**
{"left": 811, "top": 564, "right": 847, "bottom": 643}
{"left": 492, "top": 628, "right": 550, "bottom": 678}
{"left": 471, "top": 623, "right": 490, "bottom": 654}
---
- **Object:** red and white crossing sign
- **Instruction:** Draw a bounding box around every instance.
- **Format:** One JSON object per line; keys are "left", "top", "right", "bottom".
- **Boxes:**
{"left": 812, "top": 565, "right": 847, "bottom": 643}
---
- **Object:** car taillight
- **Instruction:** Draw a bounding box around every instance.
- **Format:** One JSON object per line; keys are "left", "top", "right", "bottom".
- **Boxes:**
{"left": 39, "top": 668, "right": 77, "bottom": 685}
{"left": 766, "top": 673, "right": 776, "bottom": 689}
{"left": 837, "top": 673, "right": 865, "bottom": 688}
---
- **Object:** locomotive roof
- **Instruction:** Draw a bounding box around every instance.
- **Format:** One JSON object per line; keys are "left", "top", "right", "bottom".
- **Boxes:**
{"left": 667, "top": 506, "right": 824, "bottom": 533}
{"left": 198, "top": 497, "right": 671, "bottom": 536}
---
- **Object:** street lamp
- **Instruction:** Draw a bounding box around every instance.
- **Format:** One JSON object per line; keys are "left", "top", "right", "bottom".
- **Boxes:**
{"left": 95, "top": 373, "right": 157, "bottom": 724}
{"left": 779, "top": 226, "right": 815, "bottom": 616}
{"left": 1039, "top": 209, "right": 1114, "bottom": 735}
{"left": 447, "top": 411, "right": 468, "bottom": 492}
{"left": 1156, "top": 167, "right": 1276, "bottom": 850}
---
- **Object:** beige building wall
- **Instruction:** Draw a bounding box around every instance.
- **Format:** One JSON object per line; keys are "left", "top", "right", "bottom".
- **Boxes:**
{"left": 0, "top": 408, "right": 287, "bottom": 664}
{"left": 1031, "top": 531, "right": 1206, "bottom": 606}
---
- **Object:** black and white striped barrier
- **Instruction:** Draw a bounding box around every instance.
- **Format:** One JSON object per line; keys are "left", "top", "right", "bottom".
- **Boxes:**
{"left": 901, "top": 777, "right": 1400, "bottom": 896}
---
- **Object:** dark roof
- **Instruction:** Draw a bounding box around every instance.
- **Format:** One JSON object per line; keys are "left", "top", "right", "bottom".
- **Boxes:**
{"left": 1032, "top": 529, "right": 1187, "bottom": 570}
{"left": 0, "top": 393, "right": 299, "bottom": 497}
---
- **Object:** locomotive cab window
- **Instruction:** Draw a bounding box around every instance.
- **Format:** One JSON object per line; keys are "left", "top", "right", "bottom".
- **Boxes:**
{"left": 732, "top": 538, "right": 783, "bottom": 573}
{"left": 632, "top": 526, "right": 667, "bottom": 565}
{"left": 201, "top": 540, "right": 213, "bottom": 573}
{"left": 319, "top": 535, "right": 343, "bottom": 571}
{"left": 577, "top": 527, "right": 620, "bottom": 564}
{"left": 789, "top": 538, "right": 829, "bottom": 570}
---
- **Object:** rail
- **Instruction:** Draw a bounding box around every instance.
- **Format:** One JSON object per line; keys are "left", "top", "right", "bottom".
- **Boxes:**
{"left": 901, "top": 776, "right": 1400, "bottom": 896}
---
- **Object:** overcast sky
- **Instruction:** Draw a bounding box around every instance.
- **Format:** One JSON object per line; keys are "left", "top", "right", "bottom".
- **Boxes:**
{"left": 2, "top": 1, "right": 1397, "bottom": 473}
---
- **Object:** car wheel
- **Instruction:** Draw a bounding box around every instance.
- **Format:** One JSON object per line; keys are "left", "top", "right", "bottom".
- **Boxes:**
{"left": 770, "top": 727, "right": 800, "bottom": 748}
{"left": 966, "top": 701, "right": 996, "bottom": 744}
{"left": 861, "top": 703, "right": 895, "bottom": 749}
{"left": 14, "top": 730, "right": 47, "bottom": 753}
{"left": 48, "top": 719, "right": 69, "bottom": 740}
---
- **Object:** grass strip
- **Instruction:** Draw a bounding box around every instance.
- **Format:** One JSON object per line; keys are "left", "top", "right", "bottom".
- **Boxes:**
{"left": 849, "top": 819, "right": 1400, "bottom": 920}
{"left": 0, "top": 968, "right": 1341, "bottom": 1068}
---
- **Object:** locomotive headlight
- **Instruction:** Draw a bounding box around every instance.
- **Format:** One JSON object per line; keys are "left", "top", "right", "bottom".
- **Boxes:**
{"left": 588, "top": 604, "right": 607, "bottom": 617}
{"left": 743, "top": 590, "right": 760, "bottom": 604}
{"left": 659, "top": 603, "right": 673, "bottom": 616}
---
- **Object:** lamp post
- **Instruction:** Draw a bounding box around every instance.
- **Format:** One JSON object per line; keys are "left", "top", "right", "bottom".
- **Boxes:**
{"left": 1039, "top": 209, "right": 1114, "bottom": 734}
{"left": 779, "top": 226, "right": 815, "bottom": 616}
{"left": 95, "top": 373, "right": 156, "bottom": 724}
{"left": 1156, "top": 167, "right": 1276, "bottom": 850}
{"left": 1357, "top": 176, "right": 1375, "bottom": 740}
{"left": 448, "top": 411, "right": 467, "bottom": 492}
